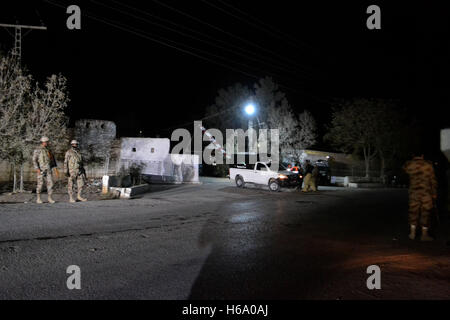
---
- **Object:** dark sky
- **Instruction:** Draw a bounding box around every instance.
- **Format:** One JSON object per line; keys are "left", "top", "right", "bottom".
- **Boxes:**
{"left": 1, "top": 1, "right": 449, "bottom": 150}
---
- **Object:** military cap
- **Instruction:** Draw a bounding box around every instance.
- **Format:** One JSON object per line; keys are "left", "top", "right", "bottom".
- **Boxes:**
{"left": 40, "top": 136, "right": 49, "bottom": 142}
{"left": 71, "top": 140, "right": 79, "bottom": 145}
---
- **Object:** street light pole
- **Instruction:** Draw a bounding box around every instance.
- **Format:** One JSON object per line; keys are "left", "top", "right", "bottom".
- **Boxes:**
{"left": 244, "top": 103, "right": 258, "bottom": 156}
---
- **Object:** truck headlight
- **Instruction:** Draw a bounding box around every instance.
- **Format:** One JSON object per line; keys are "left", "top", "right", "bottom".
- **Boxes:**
{"left": 278, "top": 174, "right": 288, "bottom": 180}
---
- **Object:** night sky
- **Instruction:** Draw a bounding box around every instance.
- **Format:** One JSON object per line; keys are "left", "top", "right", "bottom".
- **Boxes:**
{"left": 0, "top": 1, "right": 449, "bottom": 152}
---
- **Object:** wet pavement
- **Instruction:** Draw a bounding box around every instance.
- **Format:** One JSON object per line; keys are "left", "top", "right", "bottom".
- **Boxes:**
{"left": 0, "top": 178, "right": 449, "bottom": 299}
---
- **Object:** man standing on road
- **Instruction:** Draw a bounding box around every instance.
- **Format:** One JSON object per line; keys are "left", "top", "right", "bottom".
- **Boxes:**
{"left": 403, "top": 153, "right": 438, "bottom": 241}
{"left": 302, "top": 160, "right": 315, "bottom": 192}
{"left": 32, "top": 136, "right": 57, "bottom": 204}
{"left": 64, "top": 140, "right": 87, "bottom": 203}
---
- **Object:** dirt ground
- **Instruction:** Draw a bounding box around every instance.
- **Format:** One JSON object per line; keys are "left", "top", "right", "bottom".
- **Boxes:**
{"left": 0, "top": 179, "right": 105, "bottom": 203}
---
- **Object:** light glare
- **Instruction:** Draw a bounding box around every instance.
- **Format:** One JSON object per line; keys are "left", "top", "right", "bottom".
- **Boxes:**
{"left": 245, "top": 104, "right": 255, "bottom": 115}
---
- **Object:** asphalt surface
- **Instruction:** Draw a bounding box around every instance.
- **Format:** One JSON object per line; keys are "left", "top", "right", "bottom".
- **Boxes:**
{"left": 0, "top": 178, "right": 449, "bottom": 299}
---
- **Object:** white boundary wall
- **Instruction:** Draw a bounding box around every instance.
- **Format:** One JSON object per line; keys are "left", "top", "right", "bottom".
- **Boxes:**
{"left": 119, "top": 137, "right": 199, "bottom": 183}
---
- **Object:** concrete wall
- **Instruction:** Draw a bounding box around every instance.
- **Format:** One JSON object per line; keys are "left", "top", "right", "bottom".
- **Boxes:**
{"left": 120, "top": 138, "right": 170, "bottom": 162}
{"left": 75, "top": 119, "right": 116, "bottom": 160}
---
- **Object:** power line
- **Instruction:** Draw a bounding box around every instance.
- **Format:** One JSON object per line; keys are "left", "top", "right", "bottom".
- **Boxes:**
{"left": 44, "top": 0, "right": 305, "bottom": 92}
{"left": 150, "top": 0, "right": 315, "bottom": 74}
{"left": 101, "top": 3, "right": 337, "bottom": 105}
{"left": 43, "top": 0, "right": 335, "bottom": 107}
{"left": 216, "top": 0, "right": 321, "bottom": 55}
{"left": 0, "top": 23, "right": 47, "bottom": 62}
{"left": 91, "top": 1, "right": 332, "bottom": 103}
{"left": 107, "top": 0, "right": 316, "bottom": 80}
{"left": 200, "top": 0, "right": 310, "bottom": 52}
{"left": 89, "top": 0, "right": 312, "bottom": 81}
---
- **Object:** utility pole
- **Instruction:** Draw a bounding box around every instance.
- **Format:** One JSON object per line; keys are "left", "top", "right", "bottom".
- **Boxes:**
{"left": 0, "top": 23, "right": 47, "bottom": 62}
{"left": 0, "top": 22, "right": 47, "bottom": 192}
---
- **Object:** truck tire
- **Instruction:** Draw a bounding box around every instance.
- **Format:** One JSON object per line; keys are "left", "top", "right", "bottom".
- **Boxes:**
{"left": 235, "top": 175, "right": 245, "bottom": 188}
{"left": 268, "top": 179, "right": 280, "bottom": 192}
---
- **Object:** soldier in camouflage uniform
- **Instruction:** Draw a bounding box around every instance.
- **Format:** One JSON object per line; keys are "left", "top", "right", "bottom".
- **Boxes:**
{"left": 403, "top": 154, "right": 438, "bottom": 241}
{"left": 32, "top": 136, "right": 57, "bottom": 204}
{"left": 64, "top": 140, "right": 87, "bottom": 203}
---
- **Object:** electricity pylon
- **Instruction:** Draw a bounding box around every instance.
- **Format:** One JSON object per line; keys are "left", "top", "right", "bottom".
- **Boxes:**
{"left": 0, "top": 23, "right": 47, "bottom": 62}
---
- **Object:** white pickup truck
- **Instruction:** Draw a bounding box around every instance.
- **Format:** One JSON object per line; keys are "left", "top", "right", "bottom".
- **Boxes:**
{"left": 229, "top": 162, "right": 302, "bottom": 192}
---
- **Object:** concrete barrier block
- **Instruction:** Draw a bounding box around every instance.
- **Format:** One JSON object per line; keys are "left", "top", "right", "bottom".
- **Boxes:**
{"left": 109, "top": 184, "right": 150, "bottom": 199}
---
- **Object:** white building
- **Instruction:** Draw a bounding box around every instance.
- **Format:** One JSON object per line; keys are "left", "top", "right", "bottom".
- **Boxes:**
{"left": 119, "top": 137, "right": 199, "bottom": 184}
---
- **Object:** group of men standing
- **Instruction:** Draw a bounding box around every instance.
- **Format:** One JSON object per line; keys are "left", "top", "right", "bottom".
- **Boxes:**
{"left": 32, "top": 136, "right": 87, "bottom": 204}
{"left": 288, "top": 159, "right": 319, "bottom": 192}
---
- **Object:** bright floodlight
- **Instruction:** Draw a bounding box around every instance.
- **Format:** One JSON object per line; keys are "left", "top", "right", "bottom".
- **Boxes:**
{"left": 245, "top": 104, "right": 255, "bottom": 115}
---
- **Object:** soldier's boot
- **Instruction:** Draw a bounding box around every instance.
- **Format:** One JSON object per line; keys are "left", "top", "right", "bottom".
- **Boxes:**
{"left": 77, "top": 192, "right": 87, "bottom": 202}
{"left": 408, "top": 225, "right": 416, "bottom": 240}
{"left": 48, "top": 194, "right": 56, "bottom": 204}
{"left": 69, "top": 193, "right": 76, "bottom": 203}
{"left": 36, "top": 194, "right": 43, "bottom": 204}
{"left": 420, "top": 227, "right": 433, "bottom": 242}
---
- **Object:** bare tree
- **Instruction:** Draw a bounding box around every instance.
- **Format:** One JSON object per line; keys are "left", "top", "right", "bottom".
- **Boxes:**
{"left": 204, "top": 76, "right": 317, "bottom": 164}
{"left": 0, "top": 54, "right": 31, "bottom": 192}
{"left": 266, "top": 103, "right": 317, "bottom": 162}
{"left": 204, "top": 82, "right": 252, "bottom": 132}
{"left": 0, "top": 53, "right": 69, "bottom": 192}
{"left": 256, "top": 77, "right": 317, "bottom": 161}
{"left": 298, "top": 110, "right": 318, "bottom": 150}
{"left": 25, "top": 74, "right": 69, "bottom": 153}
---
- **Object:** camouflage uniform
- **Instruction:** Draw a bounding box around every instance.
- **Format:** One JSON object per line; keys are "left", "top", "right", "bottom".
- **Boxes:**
{"left": 302, "top": 162, "right": 316, "bottom": 192}
{"left": 403, "top": 157, "right": 438, "bottom": 228}
{"left": 32, "top": 146, "right": 56, "bottom": 195}
{"left": 64, "top": 146, "right": 85, "bottom": 200}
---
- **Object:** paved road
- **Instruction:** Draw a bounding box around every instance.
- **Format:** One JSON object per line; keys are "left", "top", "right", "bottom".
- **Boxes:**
{"left": 0, "top": 179, "right": 449, "bottom": 299}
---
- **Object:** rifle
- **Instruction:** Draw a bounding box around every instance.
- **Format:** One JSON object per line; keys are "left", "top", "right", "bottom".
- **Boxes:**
{"left": 48, "top": 150, "right": 59, "bottom": 178}
{"left": 78, "top": 165, "right": 87, "bottom": 183}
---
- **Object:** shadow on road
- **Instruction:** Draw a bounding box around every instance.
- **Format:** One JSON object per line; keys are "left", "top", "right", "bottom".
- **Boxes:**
{"left": 187, "top": 189, "right": 450, "bottom": 299}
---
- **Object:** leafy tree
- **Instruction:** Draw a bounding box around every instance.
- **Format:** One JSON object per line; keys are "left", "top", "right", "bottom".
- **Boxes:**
{"left": 325, "top": 99, "right": 380, "bottom": 178}
{"left": 325, "top": 98, "right": 408, "bottom": 179}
